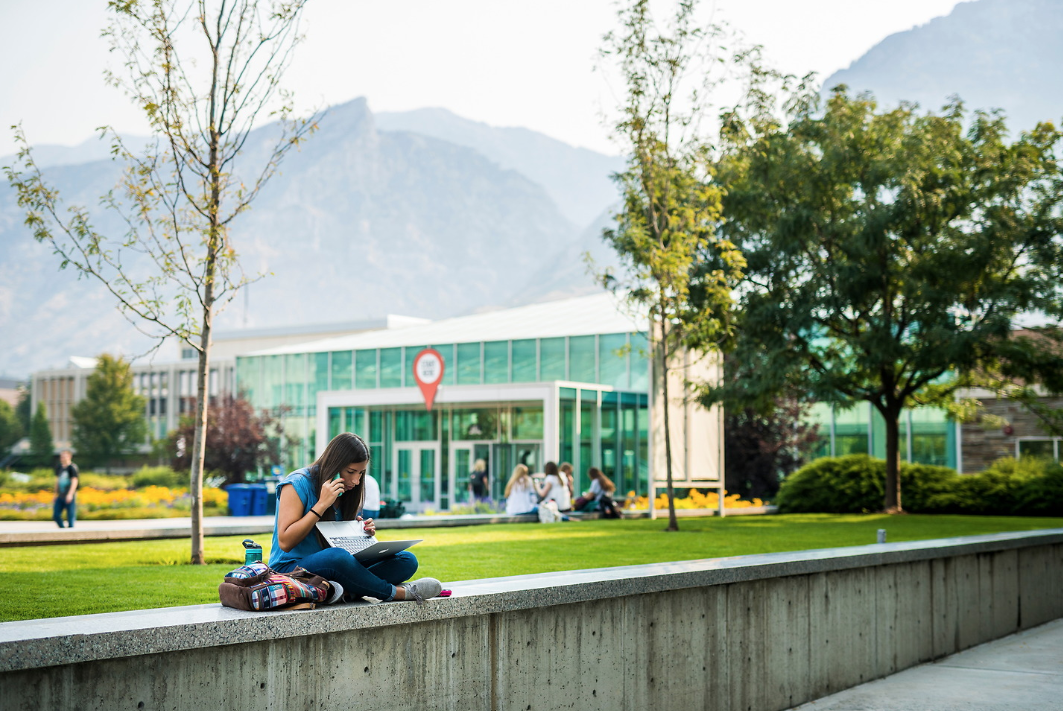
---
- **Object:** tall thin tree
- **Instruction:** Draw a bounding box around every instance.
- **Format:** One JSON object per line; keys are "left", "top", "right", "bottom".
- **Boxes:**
{"left": 6, "top": 0, "right": 317, "bottom": 562}
{"left": 600, "top": 0, "right": 745, "bottom": 531}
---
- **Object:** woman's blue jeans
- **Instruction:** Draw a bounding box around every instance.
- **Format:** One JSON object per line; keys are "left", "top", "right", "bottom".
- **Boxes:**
{"left": 53, "top": 496, "right": 76, "bottom": 528}
{"left": 277, "top": 548, "right": 418, "bottom": 601}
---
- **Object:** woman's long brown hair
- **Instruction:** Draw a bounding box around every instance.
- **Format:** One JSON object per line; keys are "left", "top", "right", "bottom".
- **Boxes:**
{"left": 308, "top": 432, "right": 370, "bottom": 521}
{"left": 588, "top": 467, "right": 616, "bottom": 494}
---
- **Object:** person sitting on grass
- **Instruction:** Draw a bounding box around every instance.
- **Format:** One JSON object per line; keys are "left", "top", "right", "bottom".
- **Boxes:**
{"left": 504, "top": 464, "right": 538, "bottom": 515}
{"left": 574, "top": 467, "right": 619, "bottom": 517}
{"left": 269, "top": 432, "right": 441, "bottom": 603}
{"left": 537, "top": 461, "right": 572, "bottom": 513}
{"left": 558, "top": 462, "right": 576, "bottom": 502}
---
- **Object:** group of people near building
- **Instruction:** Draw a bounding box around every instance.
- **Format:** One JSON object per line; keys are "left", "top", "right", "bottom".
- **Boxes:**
{"left": 500, "top": 460, "right": 620, "bottom": 519}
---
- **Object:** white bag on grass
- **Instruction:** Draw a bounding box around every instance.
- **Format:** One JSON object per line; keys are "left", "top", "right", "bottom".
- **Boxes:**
{"left": 538, "top": 500, "right": 560, "bottom": 524}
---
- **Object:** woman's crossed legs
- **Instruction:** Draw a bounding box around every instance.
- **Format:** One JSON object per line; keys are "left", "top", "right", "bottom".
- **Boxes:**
{"left": 284, "top": 547, "right": 418, "bottom": 602}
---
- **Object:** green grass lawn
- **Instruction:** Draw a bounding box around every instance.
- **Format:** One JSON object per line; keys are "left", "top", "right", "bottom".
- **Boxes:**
{"left": 2, "top": 514, "right": 1061, "bottom": 622}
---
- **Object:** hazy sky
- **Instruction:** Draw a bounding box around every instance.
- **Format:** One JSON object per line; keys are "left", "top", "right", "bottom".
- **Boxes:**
{"left": 0, "top": 0, "right": 967, "bottom": 155}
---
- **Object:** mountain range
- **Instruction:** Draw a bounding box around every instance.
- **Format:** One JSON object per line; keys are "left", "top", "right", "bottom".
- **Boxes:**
{"left": 824, "top": 0, "right": 1063, "bottom": 132}
{"left": 5, "top": 0, "right": 1063, "bottom": 379}
{"left": 0, "top": 99, "right": 625, "bottom": 376}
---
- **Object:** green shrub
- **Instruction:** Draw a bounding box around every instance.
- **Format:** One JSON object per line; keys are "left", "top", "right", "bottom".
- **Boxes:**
{"left": 776, "top": 455, "right": 886, "bottom": 513}
{"left": 0, "top": 468, "right": 58, "bottom": 492}
{"left": 131, "top": 466, "right": 186, "bottom": 489}
{"left": 778, "top": 454, "right": 1063, "bottom": 516}
{"left": 926, "top": 457, "right": 1063, "bottom": 516}
{"left": 77, "top": 473, "right": 133, "bottom": 490}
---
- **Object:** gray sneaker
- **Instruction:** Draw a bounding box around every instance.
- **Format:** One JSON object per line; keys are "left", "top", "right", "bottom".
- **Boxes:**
{"left": 401, "top": 577, "right": 442, "bottom": 604}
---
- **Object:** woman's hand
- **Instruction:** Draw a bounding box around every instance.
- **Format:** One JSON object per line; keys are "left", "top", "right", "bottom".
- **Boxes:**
{"left": 318, "top": 476, "right": 344, "bottom": 509}
{"left": 357, "top": 516, "right": 376, "bottom": 537}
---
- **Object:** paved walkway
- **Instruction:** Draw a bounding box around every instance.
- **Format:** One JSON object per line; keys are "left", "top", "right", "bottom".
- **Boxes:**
{"left": 0, "top": 506, "right": 776, "bottom": 546}
{"left": 790, "top": 618, "right": 1063, "bottom": 711}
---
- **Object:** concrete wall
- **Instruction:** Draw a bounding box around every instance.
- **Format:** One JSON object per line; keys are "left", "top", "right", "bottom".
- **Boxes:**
{"left": 1, "top": 531, "right": 1061, "bottom": 711}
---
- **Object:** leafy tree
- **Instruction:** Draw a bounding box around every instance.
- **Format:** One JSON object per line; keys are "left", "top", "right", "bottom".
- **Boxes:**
{"left": 166, "top": 395, "right": 288, "bottom": 484}
{"left": 0, "top": 400, "right": 22, "bottom": 456}
{"left": 6, "top": 1, "right": 316, "bottom": 563}
{"left": 725, "top": 394, "right": 819, "bottom": 501}
{"left": 15, "top": 384, "right": 31, "bottom": 435}
{"left": 970, "top": 329, "right": 1063, "bottom": 436}
{"left": 71, "top": 354, "right": 147, "bottom": 471}
{"left": 600, "top": 0, "right": 745, "bottom": 531}
{"left": 28, "top": 403, "right": 54, "bottom": 468}
{"left": 708, "top": 85, "right": 1063, "bottom": 513}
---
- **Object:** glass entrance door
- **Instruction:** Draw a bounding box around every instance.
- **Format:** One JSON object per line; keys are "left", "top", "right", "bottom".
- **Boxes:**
{"left": 451, "top": 444, "right": 473, "bottom": 505}
{"left": 394, "top": 443, "right": 440, "bottom": 513}
{"left": 490, "top": 443, "right": 542, "bottom": 502}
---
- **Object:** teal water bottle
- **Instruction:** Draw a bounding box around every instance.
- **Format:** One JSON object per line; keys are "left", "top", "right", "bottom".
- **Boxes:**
{"left": 242, "top": 539, "right": 263, "bottom": 565}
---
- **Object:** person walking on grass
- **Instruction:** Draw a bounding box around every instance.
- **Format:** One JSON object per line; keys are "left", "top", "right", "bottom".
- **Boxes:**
{"left": 53, "top": 449, "right": 78, "bottom": 528}
{"left": 269, "top": 433, "right": 441, "bottom": 603}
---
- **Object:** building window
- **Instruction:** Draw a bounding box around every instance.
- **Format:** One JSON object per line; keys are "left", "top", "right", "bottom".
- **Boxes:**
{"left": 379, "top": 348, "right": 402, "bottom": 388}
{"left": 598, "top": 333, "right": 628, "bottom": 388}
{"left": 568, "top": 336, "right": 596, "bottom": 383}
{"left": 483, "top": 341, "right": 509, "bottom": 384}
{"left": 511, "top": 339, "right": 537, "bottom": 383}
{"left": 1017, "top": 438, "right": 1059, "bottom": 461}
{"left": 456, "top": 343, "right": 481, "bottom": 385}
{"left": 405, "top": 346, "right": 428, "bottom": 388}
{"left": 452, "top": 408, "right": 498, "bottom": 440}
{"left": 355, "top": 350, "right": 377, "bottom": 389}
{"left": 181, "top": 347, "right": 196, "bottom": 360}
{"left": 540, "top": 338, "right": 566, "bottom": 380}
{"left": 330, "top": 351, "right": 353, "bottom": 390}
{"left": 512, "top": 406, "right": 544, "bottom": 440}
{"left": 395, "top": 410, "right": 437, "bottom": 441}
{"left": 430, "top": 344, "right": 455, "bottom": 385}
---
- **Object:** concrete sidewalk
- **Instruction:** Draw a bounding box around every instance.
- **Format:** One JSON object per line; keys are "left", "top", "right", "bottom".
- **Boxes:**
{"left": 790, "top": 618, "right": 1063, "bottom": 711}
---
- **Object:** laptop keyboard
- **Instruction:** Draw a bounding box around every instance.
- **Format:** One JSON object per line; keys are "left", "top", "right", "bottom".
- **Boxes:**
{"left": 331, "top": 536, "right": 376, "bottom": 555}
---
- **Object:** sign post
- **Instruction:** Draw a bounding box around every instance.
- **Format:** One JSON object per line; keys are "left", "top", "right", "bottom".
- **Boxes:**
{"left": 413, "top": 348, "right": 444, "bottom": 411}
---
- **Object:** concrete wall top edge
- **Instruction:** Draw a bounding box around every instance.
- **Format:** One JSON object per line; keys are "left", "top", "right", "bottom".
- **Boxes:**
{"left": 1, "top": 527, "right": 1061, "bottom": 673}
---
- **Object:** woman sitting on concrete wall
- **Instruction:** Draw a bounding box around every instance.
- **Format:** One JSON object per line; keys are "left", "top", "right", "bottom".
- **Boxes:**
{"left": 268, "top": 432, "right": 441, "bottom": 602}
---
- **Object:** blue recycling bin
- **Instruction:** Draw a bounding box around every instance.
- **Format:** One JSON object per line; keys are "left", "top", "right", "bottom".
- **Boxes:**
{"left": 264, "top": 478, "right": 279, "bottom": 516}
{"left": 249, "top": 484, "right": 269, "bottom": 516}
{"left": 226, "top": 484, "right": 254, "bottom": 517}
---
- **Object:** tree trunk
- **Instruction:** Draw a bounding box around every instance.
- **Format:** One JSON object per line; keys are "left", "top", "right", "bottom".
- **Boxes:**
{"left": 660, "top": 315, "right": 679, "bottom": 532}
{"left": 189, "top": 314, "right": 212, "bottom": 564}
{"left": 883, "top": 410, "right": 903, "bottom": 514}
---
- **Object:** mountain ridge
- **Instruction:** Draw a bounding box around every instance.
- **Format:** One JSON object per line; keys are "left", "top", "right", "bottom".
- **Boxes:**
{"left": 824, "top": 0, "right": 1063, "bottom": 131}
{"left": 1, "top": 98, "right": 618, "bottom": 377}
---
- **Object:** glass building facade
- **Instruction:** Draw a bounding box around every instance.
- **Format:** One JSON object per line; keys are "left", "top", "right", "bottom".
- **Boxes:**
{"left": 803, "top": 402, "right": 958, "bottom": 469}
{"left": 236, "top": 332, "right": 651, "bottom": 512}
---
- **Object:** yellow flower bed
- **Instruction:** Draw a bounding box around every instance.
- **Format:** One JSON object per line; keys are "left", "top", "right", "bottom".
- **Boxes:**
{"left": 0, "top": 486, "right": 228, "bottom": 513}
{"left": 625, "top": 489, "right": 763, "bottom": 510}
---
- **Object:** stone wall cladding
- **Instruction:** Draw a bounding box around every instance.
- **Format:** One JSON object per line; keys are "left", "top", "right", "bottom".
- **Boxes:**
{"left": 960, "top": 396, "right": 1063, "bottom": 473}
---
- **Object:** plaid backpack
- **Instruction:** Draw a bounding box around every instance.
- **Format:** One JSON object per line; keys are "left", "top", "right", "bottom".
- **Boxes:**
{"left": 219, "top": 561, "right": 332, "bottom": 611}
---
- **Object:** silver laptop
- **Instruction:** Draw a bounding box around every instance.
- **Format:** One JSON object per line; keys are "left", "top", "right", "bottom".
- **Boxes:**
{"left": 316, "top": 520, "right": 421, "bottom": 564}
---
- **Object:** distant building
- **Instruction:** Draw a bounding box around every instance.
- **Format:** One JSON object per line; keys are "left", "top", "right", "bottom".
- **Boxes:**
{"left": 235, "top": 292, "right": 724, "bottom": 513}
{"left": 0, "top": 377, "right": 22, "bottom": 409}
{"left": 29, "top": 316, "right": 428, "bottom": 452}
